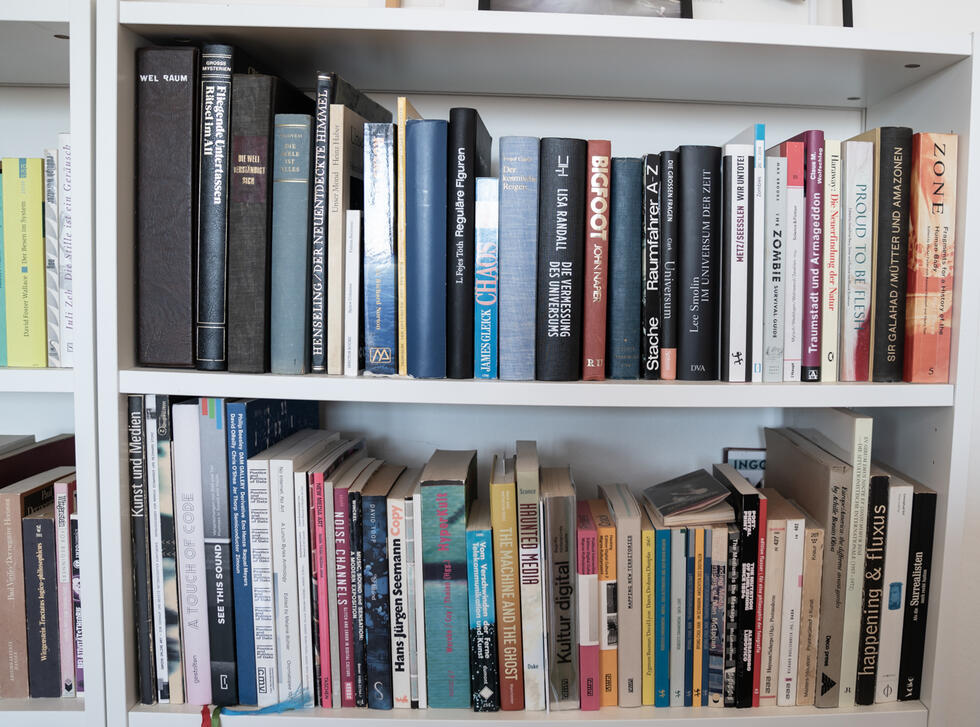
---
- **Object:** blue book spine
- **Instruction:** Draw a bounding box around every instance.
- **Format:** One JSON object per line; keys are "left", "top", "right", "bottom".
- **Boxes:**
{"left": 406, "top": 120, "right": 448, "bottom": 378}
{"left": 270, "top": 114, "right": 313, "bottom": 374}
{"left": 474, "top": 177, "right": 499, "bottom": 379}
{"left": 0, "top": 170, "right": 5, "bottom": 367}
{"left": 497, "top": 137, "right": 539, "bottom": 381}
{"left": 363, "top": 494, "right": 394, "bottom": 709}
{"left": 467, "top": 519, "right": 500, "bottom": 711}
{"left": 684, "top": 530, "right": 694, "bottom": 707}
{"left": 607, "top": 157, "right": 643, "bottom": 379}
{"left": 363, "top": 123, "right": 397, "bottom": 374}
{"left": 702, "top": 529, "right": 712, "bottom": 707}
{"left": 654, "top": 528, "right": 671, "bottom": 707}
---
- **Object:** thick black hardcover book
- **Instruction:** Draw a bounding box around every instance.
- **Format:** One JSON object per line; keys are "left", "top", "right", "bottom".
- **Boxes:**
{"left": 535, "top": 138, "right": 587, "bottom": 381}
{"left": 642, "top": 154, "right": 662, "bottom": 379}
{"left": 349, "top": 490, "right": 368, "bottom": 706}
{"left": 723, "top": 523, "right": 740, "bottom": 707}
{"left": 447, "top": 108, "right": 492, "bottom": 379}
{"left": 23, "top": 506, "right": 60, "bottom": 697}
{"left": 660, "top": 150, "right": 679, "bottom": 375}
{"left": 677, "top": 146, "right": 722, "bottom": 380}
{"left": 226, "top": 74, "right": 313, "bottom": 372}
{"left": 136, "top": 46, "right": 199, "bottom": 368}
{"left": 898, "top": 484, "right": 936, "bottom": 701}
{"left": 855, "top": 474, "right": 890, "bottom": 705}
{"left": 871, "top": 127, "right": 913, "bottom": 382}
{"left": 310, "top": 72, "right": 392, "bottom": 372}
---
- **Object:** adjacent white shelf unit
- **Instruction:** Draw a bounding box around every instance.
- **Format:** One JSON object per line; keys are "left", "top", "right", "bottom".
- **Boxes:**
{"left": 95, "top": 3, "right": 980, "bottom": 727}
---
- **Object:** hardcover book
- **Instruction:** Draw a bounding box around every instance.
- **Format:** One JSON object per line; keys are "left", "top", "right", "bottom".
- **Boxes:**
{"left": 763, "top": 156, "right": 787, "bottom": 382}
{"left": 474, "top": 177, "right": 499, "bottom": 378}
{"left": 516, "top": 441, "right": 546, "bottom": 709}
{"left": 643, "top": 469, "right": 731, "bottom": 524}
{"left": 588, "top": 497, "right": 618, "bottom": 707}
{"left": 542, "top": 468, "right": 578, "bottom": 710}
{"left": 363, "top": 123, "right": 398, "bottom": 374}
{"left": 839, "top": 140, "right": 874, "bottom": 382}
{"left": 582, "top": 140, "right": 611, "bottom": 381}
{"left": 396, "top": 97, "right": 422, "bottom": 376}
{"left": 22, "top": 504, "right": 60, "bottom": 697}
{"left": 659, "top": 150, "right": 679, "bottom": 379}
{"left": 490, "top": 455, "right": 524, "bottom": 710}
{"left": 642, "top": 153, "right": 662, "bottom": 379}
{"left": 576, "top": 499, "right": 599, "bottom": 710}
{"left": 769, "top": 141, "right": 805, "bottom": 381}
{"left": 607, "top": 158, "right": 643, "bottom": 380}
{"left": 466, "top": 499, "right": 501, "bottom": 711}
{"left": 720, "top": 145, "right": 753, "bottom": 382}
{"left": 822, "top": 140, "right": 842, "bottom": 382}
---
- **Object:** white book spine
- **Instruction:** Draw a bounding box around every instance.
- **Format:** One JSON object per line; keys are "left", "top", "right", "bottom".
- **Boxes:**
{"left": 723, "top": 149, "right": 751, "bottom": 382}
{"left": 272, "top": 458, "right": 302, "bottom": 701}
{"left": 43, "top": 148, "right": 60, "bottom": 367}
{"left": 57, "top": 134, "right": 73, "bottom": 367}
{"left": 343, "top": 210, "right": 361, "bottom": 377}
{"left": 247, "top": 457, "right": 279, "bottom": 706}
{"left": 875, "top": 484, "right": 913, "bottom": 703}
{"left": 404, "top": 496, "right": 419, "bottom": 707}
{"left": 751, "top": 131, "right": 766, "bottom": 382}
{"left": 294, "top": 471, "right": 315, "bottom": 706}
{"left": 518, "top": 471, "right": 545, "bottom": 710}
{"left": 324, "top": 478, "right": 341, "bottom": 707}
{"left": 411, "top": 489, "right": 428, "bottom": 708}
{"left": 761, "top": 521, "right": 785, "bottom": 703}
{"left": 783, "top": 170, "right": 804, "bottom": 381}
{"left": 669, "top": 527, "right": 686, "bottom": 706}
{"left": 778, "top": 517, "right": 805, "bottom": 706}
{"left": 387, "top": 495, "right": 412, "bottom": 707}
{"left": 53, "top": 481, "right": 74, "bottom": 697}
{"left": 763, "top": 157, "right": 787, "bottom": 382}
{"left": 144, "top": 397, "right": 169, "bottom": 701}
{"left": 821, "top": 141, "right": 842, "bottom": 382}
{"left": 838, "top": 141, "right": 874, "bottom": 382}
{"left": 172, "top": 404, "right": 212, "bottom": 705}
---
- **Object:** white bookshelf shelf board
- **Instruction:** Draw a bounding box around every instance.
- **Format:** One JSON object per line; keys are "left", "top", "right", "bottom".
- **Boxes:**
{"left": 117, "top": 3, "right": 970, "bottom": 107}
{"left": 0, "top": 698, "right": 86, "bottom": 727}
{"left": 117, "top": 369, "right": 955, "bottom": 408}
{"left": 0, "top": 367, "right": 74, "bottom": 393}
{"left": 0, "top": 15, "right": 70, "bottom": 86}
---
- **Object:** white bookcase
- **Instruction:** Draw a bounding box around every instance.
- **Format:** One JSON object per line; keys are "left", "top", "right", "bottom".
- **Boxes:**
{"left": 94, "top": 3, "right": 979, "bottom": 727}
{"left": 0, "top": 1, "right": 104, "bottom": 727}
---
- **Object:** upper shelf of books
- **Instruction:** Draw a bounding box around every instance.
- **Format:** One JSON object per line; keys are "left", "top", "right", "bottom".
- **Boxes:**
{"left": 118, "top": 3, "right": 972, "bottom": 108}
{"left": 0, "top": 0, "right": 70, "bottom": 87}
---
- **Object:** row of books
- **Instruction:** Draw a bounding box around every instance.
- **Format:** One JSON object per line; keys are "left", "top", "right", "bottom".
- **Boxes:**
{"left": 127, "top": 399, "right": 934, "bottom": 711}
{"left": 1, "top": 140, "right": 75, "bottom": 368}
{"left": 0, "top": 434, "right": 83, "bottom": 699}
{"left": 134, "top": 43, "right": 957, "bottom": 384}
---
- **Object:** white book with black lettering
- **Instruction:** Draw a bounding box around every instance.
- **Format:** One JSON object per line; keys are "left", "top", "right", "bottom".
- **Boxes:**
{"left": 763, "top": 156, "right": 787, "bottom": 382}
{"left": 721, "top": 144, "right": 754, "bottom": 382}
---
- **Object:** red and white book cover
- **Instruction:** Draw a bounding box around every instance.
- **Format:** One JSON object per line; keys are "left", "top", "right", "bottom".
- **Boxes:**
{"left": 54, "top": 477, "right": 76, "bottom": 697}
{"left": 576, "top": 500, "right": 600, "bottom": 710}
{"left": 582, "top": 140, "right": 611, "bottom": 380}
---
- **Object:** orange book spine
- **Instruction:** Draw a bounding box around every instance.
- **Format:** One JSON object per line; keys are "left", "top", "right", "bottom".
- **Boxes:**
{"left": 589, "top": 498, "right": 618, "bottom": 706}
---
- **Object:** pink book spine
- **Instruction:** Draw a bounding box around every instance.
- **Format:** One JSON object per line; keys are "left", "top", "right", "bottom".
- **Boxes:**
{"left": 333, "top": 486, "right": 355, "bottom": 707}
{"left": 54, "top": 479, "right": 76, "bottom": 697}
{"left": 576, "top": 501, "right": 600, "bottom": 711}
{"left": 311, "top": 472, "right": 332, "bottom": 707}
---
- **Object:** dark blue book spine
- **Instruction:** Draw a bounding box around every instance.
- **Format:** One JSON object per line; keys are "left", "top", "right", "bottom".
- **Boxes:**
{"left": 270, "top": 114, "right": 313, "bottom": 374}
{"left": 607, "top": 157, "right": 643, "bottom": 379}
{"left": 702, "top": 529, "right": 711, "bottom": 707}
{"left": 363, "top": 123, "right": 398, "bottom": 374}
{"left": 363, "top": 494, "right": 394, "bottom": 709}
{"left": 684, "top": 529, "right": 694, "bottom": 707}
{"left": 654, "top": 527, "right": 670, "bottom": 707}
{"left": 474, "top": 178, "right": 498, "bottom": 379}
{"left": 498, "top": 137, "right": 539, "bottom": 381}
{"left": 405, "top": 119, "right": 448, "bottom": 378}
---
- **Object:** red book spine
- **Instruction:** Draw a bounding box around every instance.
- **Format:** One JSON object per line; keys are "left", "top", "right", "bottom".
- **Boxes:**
{"left": 752, "top": 496, "right": 768, "bottom": 707}
{"left": 576, "top": 501, "right": 600, "bottom": 710}
{"left": 311, "top": 472, "right": 332, "bottom": 707}
{"left": 333, "top": 485, "right": 356, "bottom": 707}
{"left": 582, "top": 140, "right": 612, "bottom": 380}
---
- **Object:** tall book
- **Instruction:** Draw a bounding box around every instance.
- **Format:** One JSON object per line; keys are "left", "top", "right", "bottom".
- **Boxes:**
{"left": 363, "top": 122, "right": 398, "bottom": 374}
{"left": 644, "top": 508, "right": 672, "bottom": 708}
{"left": 135, "top": 47, "right": 197, "bottom": 367}
{"left": 53, "top": 477, "right": 76, "bottom": 697}
{"left": 904, "top": 133, "right": 958, "bottom": 382}
{"left": 607, "top": 158, "right": 643, "bottom": 380}
{"left": 343, "top": 210, "right": 362, "bottom": 376}
{"left": 763, "top": 156, "right": 787, "bottom": 382}
{"left": 447, "top": 108, "right": 492, "bottom": 379}
{"left": 490, "top": 455, "right": 524, "bottom": 710}
{"left": 659, "top": 150, "right": 679, "bottom": 380}
{"left": 838, "top": 140, "right": 874, "bottom": 381}
{"left": 677, "top": 145, "right": 722, "bottom": 380}
{"left": 576, "top": 500, "right": 599, "bottom": 710}
{"left": 720, "top": 145, "right": 753, "bottom": 382}
{"left": 400, "top": 470, "right": 422, "bottom": 708}
{"left": 542, "top": 467, "right": 578, "bottom": 709}
{"left": 795, "top": 507, "right": 825, "bottom": 706}
{"left": 850, "top": 127, "right": 913, "bottom": 382}
{"left": 144, "top": 396, "right": 170, "bottom": 702}
{"left": 854, "top": 471, "right": 890, "bottom": 705}
{"left": 405, "top": 119, "right": 448, "bottom": 378}
{"left": 582, "top": 140, "right": 611, "bottom": 381}
{"left": 588, "top": 497, "right": 618, "bottom": 707}
{"left": 898, "top": 481, "right": 936, "bottom": 701}
{"left": 516, "top": 440, "right": 546, "bottom": 709}
{"left": 270, "top": 114, "right": 314, "bottom": 374}
{"left": 689, "top": 528, "right": 703, "bottom": 706}
{"left": 670, "top": 525, "right": 687, "bottom": 706}
{"left": 498, "top": 137, "right": 540, "bottom": 381}
{"left": 466, "top": 499, "right": 500, "bottom": 711}
{"left": 708, "top": 523, "right": 727, "bottom": 707}
{"left": 310, "top": 72, "right": 391, "bottom": 372}
{"left": 411, "top": 477, "right": 428, "bottom": 708}
{"left": 420, "top": 450, "right": 476, "bottom": 707}
{"left": 43, "top": 148, "right": 60, "bottom": 367}
{"left": 386, "top": 467, "right": 419, "bottom": 708}
{"left": 640, "top": 510, "right": 656, "bottom": 705}
{"left": 767, "top": 491, "right": 806, "bottom": 707}
{"left": 769, "top": 141, "right": 805, "bottom": 381}
{"left": 396, "top": 97, "right": 422, "bottom": 376}
{"left": 22, "top": 504, "right": 60, "bottom": 696}
{"left": 822, "top": 140, "right": 842, "bottom": 382}
{"left": 642, "top": 153, "right": 662, "bottom": 380}
{"left": 347, "top": 456, "right": 382, "bottom": 707}
{"left": 723, "top": 524, "right": 740, "bottom": 706}
{"left": 536, "top": 138, "right": 587, "bottom": 381}
{"left": 759, "top": 490, "right": 787, "bottom": 706}
{"left": 474, "top": 177, "right": 499, "bottom": 379}
{"left": 70, "top": 510, "right": 84, "bottom": 694}
{"left": 57, "top": 133, "right": 73, "bottom": 367}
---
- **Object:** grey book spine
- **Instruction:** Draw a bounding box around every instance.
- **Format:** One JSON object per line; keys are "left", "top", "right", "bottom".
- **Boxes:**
{"left": 544, "top": 493, "right": 578, "bottom": 709}
{"left": 23, "top": 512, "right": 60, "bottom": 697}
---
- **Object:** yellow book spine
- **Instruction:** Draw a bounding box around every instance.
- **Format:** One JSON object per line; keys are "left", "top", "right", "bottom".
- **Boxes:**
{"left": 3, "top": 158, "right": 46, "bottom": 367}
{"left": 490, "top": 478, "right": 525, "bottom": 710}
{"left": 589, "top": 499, "right": 618, "bottom": 706}
{"left": 692, "top": 528, "right": 705, "bottom": 707}
{"left": 396, "top": 98, "right": 421, "bottom": 377}
{"left": 641, "top": 522, "right": 656, "bottom": 705}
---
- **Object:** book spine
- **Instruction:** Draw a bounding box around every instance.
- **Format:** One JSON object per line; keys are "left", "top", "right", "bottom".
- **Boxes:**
{"left": 322, "top": 472, "right": 341, "bottom": 709}
{"left": 660, "top": 150, "right": 679, "bottom": 379}
{"left": 344, "top": 211, "right": 362, "bottom": 375}
{"left": 904, "top": 133, "right": 958, "bottom": 382}
{"left": 43, "top": 149, "right": 60, "bottom": 367}
{"left": 871, "top": 128, "right": 913, "bottom": 382}
{"left": 144, "top": 399, "right": 169, "bottom": 701}
{"left": 898, "top": 491, "right": 936, "bottom": 701}
{"left": 155, "top": 396, "right": 183, "bottom": 703}
{"left": 669, "top": 527, "right": 686, "bottom": 706}
{"left": 363, "top": 123, "right": 397, "bottom": 374}
{"left": 388, "top": 494, "right": 410, "bottom": 707}
{"left": 692, "top": 529, "right": 706, "bottom": 706}
{"left": 724, "top": 526, "right": 740, "bottom": 707}
{"left": 734, "top": 495, "right": 760, "bottom": 708}
{"left": 641, "top": 523, "right": 656, "bottom": 705}
{"left": 326, "top": 105, "right": 357, "bottom": 375}
{"left": 763, "top": 157, "right": 787, "bottom": 381}
{"left": 363, "top": 495, "right": 394, "bottom": 709}
{"left": 405, "top": 120, "right": 449, "bottom": 378}
{"left": 247, "top": 457, "right": 278, "bottom": 706}
{"left": 498, "top": 137, "right": 540, "bottom": 380}
{"left": 721, "top": 153, "right": 751, "bottom": 382}
{"left": 404, "top": 495, "right": 420, "bottom": 708}
{"left": 752, "top": 497, "right": 768, "bottom": 707}
{"left": 535, "top": 138, "right": 587, "bottom": 381}
{"left": 822, "top": 140, "right": 842, "bottom": 381}
{"left": 800, "top": 131, "right": 825, "bottom": 381}
{"left": 855, "top": 477, "right": 889, "bottom": 704}
{"left": 761, "top": 518, "right": 785, "bottom": 704}
{"left": 310, "top": 472, "right": 330, "bottom": 707}
{"left": 474, "top": 178, "right": 499, "bottom": 378}
{"left": 797, "top": 524, "right": 824, "bottom": 706}
{"left": 57, "top": 134, "right": 74, "bottom": 367}
{"left": 310, "top": 75, "right": 332, "bottom": 372}
{"left": 782, "top": 143, "right": 805, "bottom": 381}
{"left": 421, "top": 482, "right": 471, "bottom": 708}
{"left": 839, "top": 141, "right": 874, "bottom": 381}
{"left": 778, "top": 518, "right": 805, "bottom": 706}
{"left": 684, "top": 530, "right": 694, "bottom": 706}
{"left": 468, "top": 523, "right": 500, "bottom": 711}
{"left": 517, "top": 464, "right": 545, "bottom": 711}
{"left": 128, "top": 395, "right": 156, "bottom": 703}
{"left": 576, "top": 504, "right": 598, "bottom": 711}
{"left": 544, "top": 494, "right": 577, "bottom": 710}
{"left": 875, "top": 485, "right": 912, "bottom": 703}
{"left": 334, "top": 485, "right": 356, "bottom": 706}
{"left": 196, "top": 44, "right": 234, "bottom": 370}
{"left": 582, "top": 141, "right": 611, "bottom": 380}
{"left": 396, "top": 99, "right": 420, "bottom": 377}
{"left": 135, "top": 48, "right": 197, "bottom": 367}
{"left": 23, "top": 515, "right": 60, "bottom": 697}
{"left": 702, "top": 529, "right": 712, "bottom": 706}
{"left": 642, "top": 154, "right": 662, "bottom": 380}
{"left": 349, "top": 490, "right": 368, "bottom": 705}
{"left": 295, "top": 473, "right": 315, "bottom": 706}
{"left": 70, "top": 513, "right": 84, "bottom": 694}
{"left": 750, "top": 126, "right": 766, "bottom": 382}
{"left": 708, "top": 527, "right": 727, "bottom": 706}
{"left": 411, "top": 489, "right": 428, "bottom": 708}
{"left": 652, "top": 528, "right": 670, "bottom": 707}
{"left": 493, "top": 481, "right": 525, "bottom": 710}
{"left": 614, "top": 513, "right": 640, "bottom": 706}
{"left": 677, "top": 146, "right": 722, "bottom": 380}
{"left": 225, "top": 402, "right": 254, "bottom": 704}
{"left": 595, "top": 515, "right": 618, "bottom": 706}
{"left": 607, "top": 157, "right": 643, "bottom": 380}
{"left": 270, "top": 114, "right": 314, "bottom": 375}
